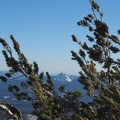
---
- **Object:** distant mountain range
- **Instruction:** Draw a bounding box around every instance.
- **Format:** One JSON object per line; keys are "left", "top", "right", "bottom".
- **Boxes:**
{"left": 0, "top": 71, "right": 78, "bottom": 83}
{"left": 0, "top": 71, "right": 119, "bottom": 119}
{"left": 0, "top": 71, "right": 95, "bottom": 114}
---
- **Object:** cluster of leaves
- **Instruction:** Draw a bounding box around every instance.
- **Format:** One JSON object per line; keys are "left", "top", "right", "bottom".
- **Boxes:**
{"left": 71, "top": 0, "right": 120, "bottom": 119}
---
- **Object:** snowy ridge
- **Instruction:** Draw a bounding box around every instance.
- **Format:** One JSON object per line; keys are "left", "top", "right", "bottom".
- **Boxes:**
{"left": 55, "top": 72, "right": 72, "bottom": 82}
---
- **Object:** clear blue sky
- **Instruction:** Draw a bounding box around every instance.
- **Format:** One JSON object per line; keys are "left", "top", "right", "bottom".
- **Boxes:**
{"left": 0, "top": 0, "right": 120, "bottom": 75}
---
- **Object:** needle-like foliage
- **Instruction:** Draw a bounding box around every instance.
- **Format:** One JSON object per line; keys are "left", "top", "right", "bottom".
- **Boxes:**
{"left": 71, "top": 0, "right": 120, "bottom": 119}
{"left": 0, "top": 0, "right": 120, "bottom": 119}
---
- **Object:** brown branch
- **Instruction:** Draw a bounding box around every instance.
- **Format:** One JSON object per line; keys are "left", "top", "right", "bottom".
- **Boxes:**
{"left": 106, "top": 33, "right": 120, "bottom": 45}
{"left": 0, "top": 102, "right": 23, "bottom": 120}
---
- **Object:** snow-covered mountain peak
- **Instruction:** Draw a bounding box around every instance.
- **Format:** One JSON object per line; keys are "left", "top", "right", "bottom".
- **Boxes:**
{"left": 55, "top": 72, "right": 72, "bottom": 82}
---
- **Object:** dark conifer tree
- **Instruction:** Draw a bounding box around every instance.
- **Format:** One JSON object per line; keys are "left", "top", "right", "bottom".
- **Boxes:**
{"left": 71, "top": 0, "right": 120, "bottom": 119}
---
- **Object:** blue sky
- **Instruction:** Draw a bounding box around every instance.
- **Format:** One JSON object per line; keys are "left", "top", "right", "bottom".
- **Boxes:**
{"left": 0, "top": 0, "right": 120, "bottom": 75}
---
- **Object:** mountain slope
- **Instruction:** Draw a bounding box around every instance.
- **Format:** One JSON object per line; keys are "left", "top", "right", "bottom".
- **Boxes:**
{"left": 54, "top": 72, "right": 72, "bottom": 82}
